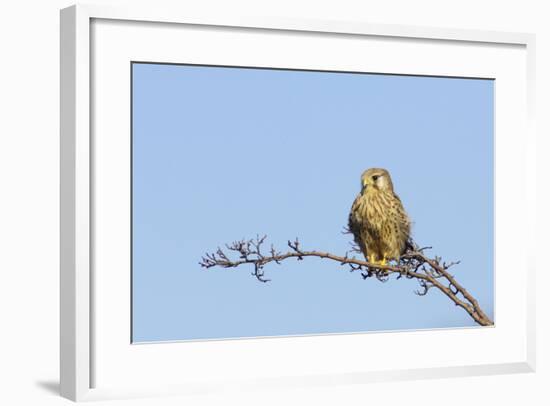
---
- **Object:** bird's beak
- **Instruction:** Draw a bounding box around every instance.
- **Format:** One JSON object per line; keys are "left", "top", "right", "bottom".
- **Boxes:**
{"left": 361, "top": 183, "right": 367, "bottom": 194}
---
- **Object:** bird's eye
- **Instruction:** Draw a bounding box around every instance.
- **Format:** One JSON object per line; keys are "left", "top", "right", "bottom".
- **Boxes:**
{"left": 372, "top": 175, "right": 380, "bottom": 181}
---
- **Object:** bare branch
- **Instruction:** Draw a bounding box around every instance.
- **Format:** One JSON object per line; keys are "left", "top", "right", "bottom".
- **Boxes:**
{"left": 199, "top": 236, "right": 493, "bottom": 326}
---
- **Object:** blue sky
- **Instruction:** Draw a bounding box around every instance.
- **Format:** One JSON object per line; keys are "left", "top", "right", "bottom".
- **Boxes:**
{"left": 132, "top": 63, "right": 494, "bottom": 342}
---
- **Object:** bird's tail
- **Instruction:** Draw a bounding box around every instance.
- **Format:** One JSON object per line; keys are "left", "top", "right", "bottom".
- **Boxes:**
{"left": 404, "top": 238, "right": 415, "bottom": 253}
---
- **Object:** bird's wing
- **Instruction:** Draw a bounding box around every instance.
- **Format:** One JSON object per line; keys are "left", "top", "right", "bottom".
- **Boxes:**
{"left": 392, "top": 193, "right": 412, "bottom": 252}
{"left": 393, "top": 193, "right": 411, "bottom": 226}
{"left": 348, "top": 195, "right": 366, "bottom": 252}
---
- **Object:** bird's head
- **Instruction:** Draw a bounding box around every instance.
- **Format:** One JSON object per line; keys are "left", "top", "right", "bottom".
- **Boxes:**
{"left": 360, "top": 168, "right": 394, "bottom": 194}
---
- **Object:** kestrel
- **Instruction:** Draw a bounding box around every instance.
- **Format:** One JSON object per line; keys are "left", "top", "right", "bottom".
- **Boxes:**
{"left": 348, "top": 168, "right": 411, "bottom": 265}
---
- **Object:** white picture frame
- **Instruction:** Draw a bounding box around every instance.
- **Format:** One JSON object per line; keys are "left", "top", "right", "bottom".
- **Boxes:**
{"left": 60, "top": 3, "right": 536, "bottom": 402}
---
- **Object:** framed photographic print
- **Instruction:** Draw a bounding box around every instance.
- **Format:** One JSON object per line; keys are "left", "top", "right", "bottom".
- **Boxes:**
{"left": 60, "top": 4, "right": 536, "bottom": 402}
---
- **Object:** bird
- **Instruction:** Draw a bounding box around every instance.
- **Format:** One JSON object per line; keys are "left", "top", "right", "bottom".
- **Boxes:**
{"left": 348, "top": 168, "right": 411, "bottom": 265}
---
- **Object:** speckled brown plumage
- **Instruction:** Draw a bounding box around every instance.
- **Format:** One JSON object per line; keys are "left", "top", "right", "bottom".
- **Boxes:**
{"left": 348, "top": 168, "right": 411, "bottom": 264}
